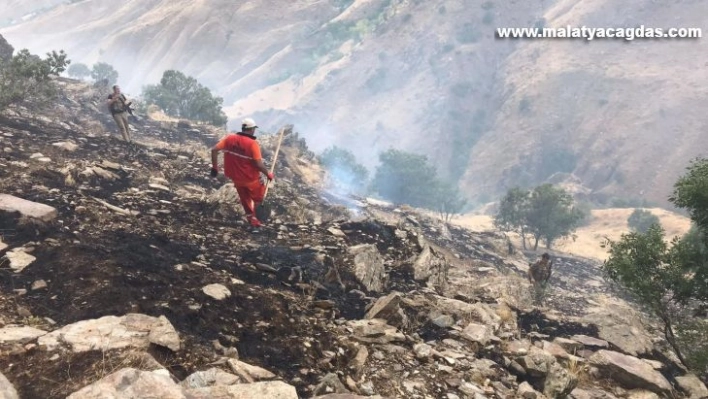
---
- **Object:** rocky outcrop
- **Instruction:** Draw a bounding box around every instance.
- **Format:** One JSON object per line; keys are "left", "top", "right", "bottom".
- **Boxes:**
{"left": 0, "top": 372, "right": 19, "bottom": 399}
{"left": 675, "top": 374, "right": 708, "bottom": 399}
{"left": 348, "top": 244, "right": 386, "bottom": 292}
{"left": 589, "top": 350, "right": 672, "bottom": 395}
{"left": 38, "top": 313, "right": 180, "bottom": 352}
{"left": 66, "top": 368, "right": 182, "bottom": 399}
{"left": 0, "top": 194, "right": 58, "bottom": 222}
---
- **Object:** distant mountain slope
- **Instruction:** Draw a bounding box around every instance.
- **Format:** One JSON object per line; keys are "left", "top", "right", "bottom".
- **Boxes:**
{"left": 2, "top": 0, "right": 707, "bottom": 207}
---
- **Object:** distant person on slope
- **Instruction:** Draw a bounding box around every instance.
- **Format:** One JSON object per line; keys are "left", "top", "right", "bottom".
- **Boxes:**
{"left": 106, "top": 84, "right": 133, "bottom": 143}
{"left": 528, "top": 252, "right": 553, "bottom": 287}
{"left": 210, "top": 118, "right": 274, "bottom": 227}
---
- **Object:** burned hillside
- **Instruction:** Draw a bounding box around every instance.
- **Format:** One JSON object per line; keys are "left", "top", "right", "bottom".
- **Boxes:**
{"left": 0, "top": 77, "right": 707, "bottom": 399}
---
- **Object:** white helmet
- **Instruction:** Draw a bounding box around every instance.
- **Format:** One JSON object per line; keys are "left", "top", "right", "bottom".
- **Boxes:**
{"left": 242, "top": 118, "right": 258, "bottom": 129}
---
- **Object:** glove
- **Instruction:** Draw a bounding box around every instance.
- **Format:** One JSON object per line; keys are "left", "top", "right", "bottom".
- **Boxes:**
{"left": 210, "top": 167, "right": 218, "bottom": 177}
{"left": 267, "top": 172, "right": 274, "bottom": 181}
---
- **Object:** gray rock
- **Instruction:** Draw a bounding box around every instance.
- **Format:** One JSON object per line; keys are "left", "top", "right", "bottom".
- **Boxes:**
{"left": 589, "top": 350, "right": 672, "bottom": 395}
{"left": 184, "top": 380, "right": 298, "bottom": 399}
{"left": 0, "top": 325, "right": 47, "bottom": 345}
{"left": 179, "top": 368, "right": 240, "bottom": 389}
{"left": 461, "top": 323, "right": 493, "bottom": 346}
{"left": 626, "top": 391, "right": 660, "bottom": 399}
{"left": 675, "top": 373, "right": 708, "bottom": 399}
{"left": 349, "top": 244, "right": 386, "bottom": 292}
{"left": 364, "top": 292, "right": 406, "bottom": 327}
{"left": 202, "top": 284, "right": 231, "bottom": 300}
{"left": 313, "top": 373, "right": 349, "bottom": 396}
{"left": 226, "top": 359, "right": 276, "bottom": 382}
{"left": 582, "top": 310, "right": 654, "bottom": 356}
{"left": 347, "top": 319, "right": 406, "bottom": 344}
{"left": 413, "top": 343, "right": 433, "bottom": 359}
{"left": 67, "top": 368, "right": 183, "bottom": 398}
{"left": 3, "top": 248, "right": 36, "bottom": 273}
{"left": 0, "top": 372, "right": 19, "bottom": 399}
{"left": 544, "top": 360, "right": 578, "bottom": 398}
{"left": 0, "top": 194, "right": 58, "bottom": 222}
{"left": 553, "top": 337, "right": 583, "bottom": 353}
{"left": 313, "top": 395, "right": 385, "bottom": 399}
{"left": 38, "top": 313, "right": 180, "bottom": 352}
{"left": 570, "top": 335, "right": 609, "bottom": 349}
{"left": 518, "top": 381, "right": 538, "bottom": 399}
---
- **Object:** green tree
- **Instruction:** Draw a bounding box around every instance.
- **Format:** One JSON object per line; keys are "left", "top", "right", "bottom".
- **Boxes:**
{"left": 67, "top": 62, "right": 90, "bottom": 80}
{"left": 0, "top": 45, "right": 70, "bottom": 111}
{"left": 142, "top": 70, "right": 227, "bottom": 126}
{"left": 525, "top": 184, "right": 585, "bottom": 250}
{"left": 319, "top": 146, "right": 369, "bottom": 195}
{"left": 627, "top": 208, "right": 661, "bottom": 233}
{"left": 371, "top": 149, "right": 438, "bottom": 208}
{"left": 494, "top": 187, "right": 531, "bottom": 249}
{"left": 603, "top": 158, "right": 708, "bottom": 371}
{"left": 91, "top": 62, "right": 118, "bottom": 86}
{"left": 432, "top": 179, "right": 468, "bottom": 222}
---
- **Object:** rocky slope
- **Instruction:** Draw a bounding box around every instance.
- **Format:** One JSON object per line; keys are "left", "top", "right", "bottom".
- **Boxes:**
{"left": 3, "top": 1, "right": 707, "bottom": 208}
{"left": 1, "top": 77, "right": 707, "bottom": 398}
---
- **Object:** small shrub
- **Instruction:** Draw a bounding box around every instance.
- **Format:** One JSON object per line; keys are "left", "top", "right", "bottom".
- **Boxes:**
{"left": 627, "top": 208, "right": 661, "bottom": 233}
{"left": 481, "top": 1, "right": 494, "bottom": 10}
{"left": 482, "top": 11, "right": 494, "bottom": 25}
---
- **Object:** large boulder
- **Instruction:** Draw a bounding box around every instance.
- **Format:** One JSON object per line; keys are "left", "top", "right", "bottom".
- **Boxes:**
{"left": 411, "top": 238, "right": 448, "bottom": 285}
{"left": 349, "top": 244, "right": 386, "bottom": 292}
{"left": 675, "top": 373, "right": 708, "bottom": 399}
{"left": 582, "top": 305, "right": 654, "bottom": 357}
{"left": 589, "top": 350, "right": 672, "bottom": 395}
{"left": 364, "top": 292, "right": 407, "bottom": 327}
{"left": 184, "top": 380, "right": 298, "bottom": 399}
{"left": 0, "top": 372, "right": 19, "bottom": 399}
{"left": 67, "top": 368, "right": 183, "bottom": 399}
{"left": 0, "top": 194, "right": 58, "bottom": 222}
{"left": 38, "top": 313, "right": 180, "bottom": 352}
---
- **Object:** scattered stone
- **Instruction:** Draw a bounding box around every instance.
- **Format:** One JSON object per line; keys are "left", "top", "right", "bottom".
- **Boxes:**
{"left": 364, "top": 292, "right": 406, "bottom": 326}
{"left": 413, "top": 343, "right": 433, "bottom": 360}
{"left": 348, "top": 345, "right": 369, "bottom": 375}
{"left": 179, "top": 368, "right": 241, "bottom": 389}
{"left": 461, "top": 323, "right": 493, "bottom": 345}
{"left": 429, "top": 312, "right": 455, "bottom": 328}
{"left": 3, "top": 248, "right": 36, "bottom": 273}
{"left": 347, "top": 319, "right": 406, "bottom": 344}
{"left": 53, "top": 141, "right": 79, "bottom": 152}
{"left": 570, "top": 335, "right": 609, "bottom": 349}
{"left": 518, "top": 381, "right": 538, "bottom": 399}
{"left": 0, "top": 371, "right": 19, "bottom": 399}
{"left": 313, "top": 373, "right": 349, "bottom": 396}
{"left": 327, "top": 227, "right": 346, "bottom": 237}
{"left": 227, "top": 359, "right": 276, "bottom": 383}
{"left": 31, "top": 279, "right": 47, "bottom": 290}
{"left": 202, "top": 284, "right": 231, "bottom": 300}
{"left": 553, "top": 337, "right": 583, "bottom": 353}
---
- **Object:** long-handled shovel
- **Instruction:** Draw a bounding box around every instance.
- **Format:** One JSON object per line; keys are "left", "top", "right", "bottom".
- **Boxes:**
{"left": 255, "top": 126, "right": 286, "bottom": 222}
